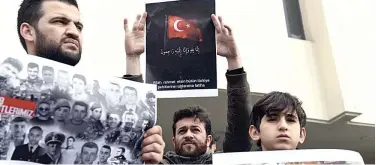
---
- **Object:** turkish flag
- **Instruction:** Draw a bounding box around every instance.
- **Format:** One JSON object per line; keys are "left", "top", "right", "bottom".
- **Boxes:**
{"left": 168, "top": 15, "right": 203, "bottom": 42}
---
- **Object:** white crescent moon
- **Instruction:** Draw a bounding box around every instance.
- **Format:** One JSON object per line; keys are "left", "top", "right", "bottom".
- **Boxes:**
{"left": 173, "top": 20, "right": 184, "bottom": 32}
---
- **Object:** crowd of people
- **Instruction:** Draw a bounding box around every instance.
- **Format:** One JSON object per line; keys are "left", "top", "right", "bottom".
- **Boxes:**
{"left": 0, "top": 0, "right": 328, "bottom": 164}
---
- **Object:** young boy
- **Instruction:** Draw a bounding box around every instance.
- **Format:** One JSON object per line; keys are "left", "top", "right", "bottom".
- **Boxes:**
{"left": 249, "top": 91, "right": 307, "bottom": 151}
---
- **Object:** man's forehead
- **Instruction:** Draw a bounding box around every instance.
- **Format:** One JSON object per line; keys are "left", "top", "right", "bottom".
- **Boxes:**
{"left": 176, "top": 117, "right": 205, "bottom": 129}
{"left": 41, "top": 1, "right": 81, "bottom": 21}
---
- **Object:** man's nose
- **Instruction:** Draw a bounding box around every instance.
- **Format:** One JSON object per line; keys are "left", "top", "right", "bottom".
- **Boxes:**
{"left": 65, "top": 22, "right": 80, "bottom": 39}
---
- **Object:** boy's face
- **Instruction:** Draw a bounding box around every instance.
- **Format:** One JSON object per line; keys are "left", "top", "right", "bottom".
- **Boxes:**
{"left": 249, "top": 109, "right": 306, "bottom": 150}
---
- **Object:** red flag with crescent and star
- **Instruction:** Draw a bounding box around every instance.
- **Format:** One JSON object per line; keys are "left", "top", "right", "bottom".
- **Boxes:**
{"left": 167, "top": 15, "right": 203, "bottom": 42}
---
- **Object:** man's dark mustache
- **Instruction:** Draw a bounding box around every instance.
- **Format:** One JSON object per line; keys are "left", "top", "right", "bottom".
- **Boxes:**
{"left": 182, "top": 137, "right": 197, "bottom": 145}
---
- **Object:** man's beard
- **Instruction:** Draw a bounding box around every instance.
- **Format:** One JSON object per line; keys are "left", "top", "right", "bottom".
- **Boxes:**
{"left": 174, "top": 137, "right": 208, "bottom": 157}
{"left": 34, "top": 29, "right": 81, "bottom": 66}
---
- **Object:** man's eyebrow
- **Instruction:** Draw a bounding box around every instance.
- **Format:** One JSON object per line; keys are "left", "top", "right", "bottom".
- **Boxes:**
{"left": 51, "top": 16, "right": 83, "bottom": 29}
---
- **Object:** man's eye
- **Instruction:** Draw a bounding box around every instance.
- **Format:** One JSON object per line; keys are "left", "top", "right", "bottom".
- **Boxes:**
{"left": 54, "top": 20, "right": 65, "bottom": 24}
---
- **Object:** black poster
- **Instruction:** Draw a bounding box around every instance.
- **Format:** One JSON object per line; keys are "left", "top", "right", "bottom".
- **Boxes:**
{"left": 145, "top": 0, "right": 217, "bottom": 98}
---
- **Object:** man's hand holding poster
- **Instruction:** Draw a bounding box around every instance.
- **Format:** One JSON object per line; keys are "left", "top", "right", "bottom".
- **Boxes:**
{"left": 145, "top": 0, "right": 218, "bottom": 98}
{"left": 0, "top": 54, "right": 157, "bottom": 165}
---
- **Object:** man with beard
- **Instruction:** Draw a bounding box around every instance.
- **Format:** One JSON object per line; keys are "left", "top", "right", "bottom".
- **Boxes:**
{"left": 30, "top": 101, "right": 54, "bottom": 125}
{"left": 6, "top": 117, "right": 28, "bottom": 159}
{"left": 36, "top": 132, "right": 65, "bottom": 164}
{"left": 17, "top": 0, "right": 164, "bottom": 163}
{"left": 161, "top": 106, "right": 212, "bottom": 164}
{"left": 97, "top": 145, "right": 111, "bottom": 165}
{"left": 40, "top": 66, "right": 55, "bottom": 91}
{"left": 124, "top": 12, "right": 252, "bottom": 164}
{"left": 11, "top": 126, "right": 46, "bottom": 162}
{"left": 23, "top": 62, "right": 43, "bottom": 92}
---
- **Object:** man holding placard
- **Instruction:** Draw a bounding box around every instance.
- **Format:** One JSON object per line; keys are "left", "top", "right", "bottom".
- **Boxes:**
{"left": 16, "top": 0, "right": 165, "bottom": 163}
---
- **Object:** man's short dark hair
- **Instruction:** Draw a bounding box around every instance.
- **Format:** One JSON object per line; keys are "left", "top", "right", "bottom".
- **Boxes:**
{"left": 2, "top": 57, "right": 23, "bottom": 72}
{"left": 123, "top": 86, "right": 137, "bottom": 97}
{"left": 17, "top": 0, "right": 79, "bottom": 51}
{"left": 72, "top": 74, "right": 86, "bottom": 85}
{"left": 81, "top": 142, "right": 98, "bottom": 154}
{"left": 250, "top": 91, "right": 307, "bottom": 146}
{"left": 118, "top": 147, "right": 125, "bottom": 153}
{"left": 67, "top": 136, "right": 75, "bottom": 142}
{"left": 27, "top": 62, "right": 39, "bottom": 70}
{"left": 42, "top": 66, "right": 54, "bottom": 72}
{"left": 172, "top": 105, "right": 211, "bottom": 137}
{"left": 72, "top": 101, "right": 88, "bottom": 111}
{"left": 29, "top": 126, "right": 43, "bottom": 133}
{"left": 102, "top": 145, "right": 111, "bottom": 152}
{"left": 210, "top": 132, "right": 220, "bottom": 147}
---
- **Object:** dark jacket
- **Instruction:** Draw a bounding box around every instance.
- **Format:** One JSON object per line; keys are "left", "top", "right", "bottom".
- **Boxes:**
{"left": 11, "top": 144, "right": 46, "bottom": 162}
{"left": 122, "top": 68, "right": 252, "bottom": 164}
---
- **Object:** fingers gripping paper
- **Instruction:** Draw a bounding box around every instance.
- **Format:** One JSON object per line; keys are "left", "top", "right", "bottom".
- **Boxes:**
{"left": 0, "top": 54, "right": 157, "bottom": 165}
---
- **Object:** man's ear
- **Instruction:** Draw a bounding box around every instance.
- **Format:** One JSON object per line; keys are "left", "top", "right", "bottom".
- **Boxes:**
{"left": 249, "top": 125, "right": 260, "bottom": 141}
{"left": 299, "top": 127, "right": 306, "bottom": 144}
{"left": 206, "top": 134, "right": 213, "bottom": 147}
{"left": 20, "top": 23, "right": 36, "bottom": 43}
{"left": 172, "top": 137, "right": 176, "bottom": 151}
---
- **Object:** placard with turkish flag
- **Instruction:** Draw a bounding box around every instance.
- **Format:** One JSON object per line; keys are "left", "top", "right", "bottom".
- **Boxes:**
{"left": 145, "top": 0, "right": 217, "bottom": 98}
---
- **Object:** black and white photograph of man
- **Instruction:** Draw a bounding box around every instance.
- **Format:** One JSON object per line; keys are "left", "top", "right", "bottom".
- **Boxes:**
{"left": 0, "top": 57, "right": 23, "bottom": 88}
{"left": 53, "top": 98, "right": 71, "bottom": 125}
{"left": 97, "top": 145, "right": 111, "bottom": 165}
{"left": 60, "top": 136, "right": 76, "bottom": 164}
{"left": 63, "top": 101, "right": 89, "bottom": 136}
{"left": 70, "top": 74, "right": 90, "bottom": 102}
{"left": 11, "top": 126, "right": 45, "bottom": 162}
{"left": 109, "top": 147, "right": 127, "bottom": 165}
{"left": 73, "top": 141, "right": 98, "bottom": 164}
{"left": 40, "top": 66, "right": 55, "bottom": 91}
{"left": 122, "top": 86, "right": 143, "bottom": 117}
{"left": 30, "top": 100, "right": 54, "bottom": 125}
{"left": 6, "top": 117, "right": 28, "bottom": 158}
{"left": 23, "top": 62, "right": 43, "bottom": 91}
{"left": 36, "top": 132, "right": 65, "bottom": 164}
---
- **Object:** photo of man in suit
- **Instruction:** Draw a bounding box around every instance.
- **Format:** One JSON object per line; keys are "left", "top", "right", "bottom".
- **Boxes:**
{"left": 11, "top": 126, "right": 45, "bottom": 162}
{"left": 36, "top": 132, "right": 65, "bottom": 164}
{"left": 122, "top": 86, "right": 143, "bottom": 117}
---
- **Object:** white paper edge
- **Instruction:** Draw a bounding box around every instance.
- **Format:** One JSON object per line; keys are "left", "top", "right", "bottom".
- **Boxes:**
{"left": 145, "top": 0, "right": 180, "bottom": 4}
{"left": 156, "top": 89, "right": 218, "bottom": 98}
{"left": 213, "top": 149, "right": 365, "bottom": 165}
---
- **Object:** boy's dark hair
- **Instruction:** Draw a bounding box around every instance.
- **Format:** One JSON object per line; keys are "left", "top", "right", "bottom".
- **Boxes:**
{"left": 17, "top": 0, "right": 79, "bottom": 51}
{"left": 172, "top": 105, "right": 211, "bottom": 137}
{"left": 250, "top": 91, "right": 307, "bottom": 146}
{"left": 210, "top": 132, "right": 220, "bottom": 147}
